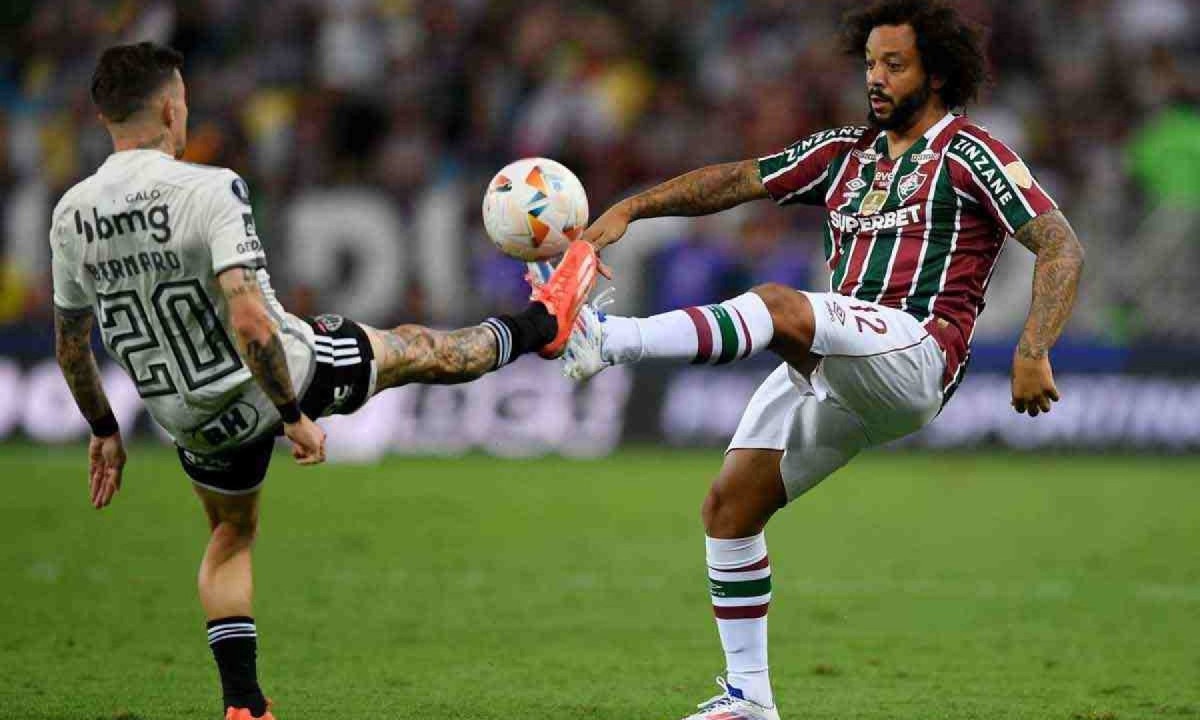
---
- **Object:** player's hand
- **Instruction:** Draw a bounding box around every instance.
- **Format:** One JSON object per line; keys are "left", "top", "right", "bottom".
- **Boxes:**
{"left": 581, "top": 202, "right": 633, "bottom": 279}
{"left": 1010, "top": 352, "right": 1060, "bottom": 417}
{"left": 88, "top": 432, "right": 126, "bottom": 509}
{"left": 284, "top": 415, "right": 326, "bottom": 465}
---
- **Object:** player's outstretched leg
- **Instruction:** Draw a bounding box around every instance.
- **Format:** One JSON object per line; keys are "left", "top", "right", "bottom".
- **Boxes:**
{"left": 563, "top": 283, "right": 816, "bottom": 381}
{"left": 194, "top": 487, "right": 276, "bottom": 720}
{"left": 367, "top": 241, "right": 598, "bottom": 391}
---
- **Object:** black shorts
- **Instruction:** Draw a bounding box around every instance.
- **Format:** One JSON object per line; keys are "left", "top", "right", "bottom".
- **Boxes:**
{"left": 178, "top": 313, "right": 376, "bottom": 494}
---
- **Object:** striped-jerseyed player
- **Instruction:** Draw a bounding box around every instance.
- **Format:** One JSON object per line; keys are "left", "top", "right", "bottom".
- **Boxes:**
{"left": 565, "top": 2, "right": 1084, "bottom": 719}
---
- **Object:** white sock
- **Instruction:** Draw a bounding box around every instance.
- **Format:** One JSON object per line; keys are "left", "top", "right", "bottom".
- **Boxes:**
{"left": 707, "top": 533, "right": 773, "bottom": 708}
{"left": 601, "top": 292, "right": 774, "bottom": 365}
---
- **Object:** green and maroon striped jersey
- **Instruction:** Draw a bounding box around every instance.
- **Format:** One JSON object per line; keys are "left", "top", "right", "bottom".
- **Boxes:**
{"left": 757, "top": 113, "right": 1057, "bottom": 395}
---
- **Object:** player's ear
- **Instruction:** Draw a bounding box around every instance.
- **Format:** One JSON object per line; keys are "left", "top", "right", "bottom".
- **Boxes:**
{"left": 160, "top": 92, "right": 175, "bottom": 128}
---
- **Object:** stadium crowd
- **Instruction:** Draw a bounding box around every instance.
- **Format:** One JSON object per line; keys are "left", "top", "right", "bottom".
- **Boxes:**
{"left": 2, "top": 0, "right": 1198, "bottom": 344}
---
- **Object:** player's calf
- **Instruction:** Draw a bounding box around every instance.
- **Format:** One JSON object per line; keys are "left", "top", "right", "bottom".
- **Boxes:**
{"left": 194, "top": 488, "right": 269, "bottom": 719}
{"left": 368, "top": 302, "right": 557, "bottom": 391}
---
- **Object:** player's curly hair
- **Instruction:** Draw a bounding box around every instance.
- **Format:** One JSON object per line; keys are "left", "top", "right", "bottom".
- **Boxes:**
{"left": 91, "top": 42, "right": 184, "bottom": 122}
{"left": 842, "top": 0, "right": 988, "bottom": 110}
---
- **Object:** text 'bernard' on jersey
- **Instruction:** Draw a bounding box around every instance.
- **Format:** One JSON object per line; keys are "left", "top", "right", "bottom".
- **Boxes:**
{"left": 756, "top": 113, "right": 1057, "bottom": 395}
{"left": 49, "top": 149, "right": 315, "bottom": 453}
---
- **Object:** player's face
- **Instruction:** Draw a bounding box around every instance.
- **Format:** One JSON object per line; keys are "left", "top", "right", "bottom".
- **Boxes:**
{"left": 165, "top": 70, "right": 188, "bottom": 158}
{"left": 864, "top": 24, "right": 933, "bottom": 132}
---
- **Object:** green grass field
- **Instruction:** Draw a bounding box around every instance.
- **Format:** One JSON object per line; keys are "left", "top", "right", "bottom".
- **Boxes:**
{"left": 2, "top": 444, "right": 1199, "bottom": 720}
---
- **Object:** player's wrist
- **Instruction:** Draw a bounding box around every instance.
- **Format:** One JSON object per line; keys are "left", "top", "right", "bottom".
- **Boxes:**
{"left": 275, "top": 399, "right": 302, "bottom": 424}
{"left": 88, "top": 410, "right": 120, "bottom": 438}
{"left": 617, "top": 197, "right": 640, "bottom": 222}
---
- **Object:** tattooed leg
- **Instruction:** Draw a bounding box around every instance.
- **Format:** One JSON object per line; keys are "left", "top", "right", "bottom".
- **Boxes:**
{"left": 363, "top": 301, "right": 561, "bottom": 392}
{"left": 366, "top": 324, "right": 501, "bottom": 392}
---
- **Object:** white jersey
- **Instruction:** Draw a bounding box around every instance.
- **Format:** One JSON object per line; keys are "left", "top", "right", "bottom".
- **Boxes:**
{"left": 50, "top": 149, "right": 315, "bottom": 452}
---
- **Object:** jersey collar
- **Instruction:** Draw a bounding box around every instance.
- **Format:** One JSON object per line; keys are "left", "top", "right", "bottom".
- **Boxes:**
{"left": 104, "top": 148, "right": 174, "bottom": 166}
{"left": 874, "top": 112, "right": 959, "bottom": 161}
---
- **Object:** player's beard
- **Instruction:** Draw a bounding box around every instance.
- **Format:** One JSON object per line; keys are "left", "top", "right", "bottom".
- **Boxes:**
{"left": 867, "top": 78, "right": 932, "bottom": 132}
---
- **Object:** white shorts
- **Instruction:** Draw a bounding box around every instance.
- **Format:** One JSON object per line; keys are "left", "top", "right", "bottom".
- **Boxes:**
{"left": 728, "top": 292, "right": 946, "bottom": 500}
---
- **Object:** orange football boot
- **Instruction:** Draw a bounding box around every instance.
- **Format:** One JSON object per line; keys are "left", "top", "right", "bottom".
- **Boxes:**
{"left": 225, "top": 699, "right": 275, "bottom": 720}
{"left": 530, "top": 240, "right": 599, "bottom": 358}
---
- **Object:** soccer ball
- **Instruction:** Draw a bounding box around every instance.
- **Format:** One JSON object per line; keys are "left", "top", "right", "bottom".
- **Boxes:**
{"left": 482, "top": 157, "right": 589, "bottom": 261}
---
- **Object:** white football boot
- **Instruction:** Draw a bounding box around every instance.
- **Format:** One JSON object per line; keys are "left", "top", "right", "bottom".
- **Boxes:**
{"left": 561, "top": 286, "right": 616, "bottom": 381}
{"left": 677, "top": 677, "right": 781, "bottom": 720}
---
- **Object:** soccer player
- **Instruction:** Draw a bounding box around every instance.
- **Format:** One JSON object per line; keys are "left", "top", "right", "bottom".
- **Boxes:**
{"left": 51, "top": 42, "right": 597, "bottom": 720}
{"left": 566, "top": 2, "right": 1084, "bottom": 719}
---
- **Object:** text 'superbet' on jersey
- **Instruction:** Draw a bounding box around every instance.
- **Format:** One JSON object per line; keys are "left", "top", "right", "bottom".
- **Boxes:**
{"left": 757, "top": 113, "right": 1057, "bottom": 393}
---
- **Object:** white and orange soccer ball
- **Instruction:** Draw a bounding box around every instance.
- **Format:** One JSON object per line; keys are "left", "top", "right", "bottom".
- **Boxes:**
{"left": 482, "top": 157, "right": 589, "bottom": 261}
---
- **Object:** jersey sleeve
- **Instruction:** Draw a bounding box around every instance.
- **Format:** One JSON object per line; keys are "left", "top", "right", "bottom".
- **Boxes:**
{"left": 207, "top": 172, "right": 267, "bottom": 274}
{"left": 757, "top": 126, "right": 865, "bottom": 206}
{"left": 49, "top": 204, "right": 91, "bottom": 314}
{"left": 945, "top": 127, "right": 1058, "bottom": 236}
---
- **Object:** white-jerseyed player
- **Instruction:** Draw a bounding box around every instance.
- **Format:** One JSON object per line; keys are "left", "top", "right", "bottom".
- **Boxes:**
{"left": 563, "top": 1, "right": 1084, "bottom": 718}
{"left": 52, "top": 42, "right": 598, "bottom": 720}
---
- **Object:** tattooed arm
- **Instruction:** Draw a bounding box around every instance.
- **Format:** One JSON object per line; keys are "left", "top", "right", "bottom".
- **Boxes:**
{"left": 217, "top": 266, "right": 326, "bottom": 462}
{"left": 218, "top": 267, "right": 296, "bottom": 406}
{"left": 583, "top": 160, "right": 769, "bottom": 251}
{"left": 55, "top": 307, "right": 127, "bottom": 508}
{"left": 1010, "top": 210, "right": 1086, "bottom": 417}
{"left": 54, "top": 308, "right": 113, "bottom": 427}
{"left": 372, "top": 325, "right": 498, "bottom": 391}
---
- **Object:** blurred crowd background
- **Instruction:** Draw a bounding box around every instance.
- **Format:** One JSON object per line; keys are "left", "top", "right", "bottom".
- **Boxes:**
{"left": 2, "top": 0, "right": 1199, "bottom": 352}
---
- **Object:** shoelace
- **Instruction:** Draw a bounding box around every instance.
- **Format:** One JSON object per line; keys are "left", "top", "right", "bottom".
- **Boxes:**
{"left": 589, "top": 286, "right": 616, "bottom": 320}
{"left": 696, "top": 677, "right": 738, "bottom": 711}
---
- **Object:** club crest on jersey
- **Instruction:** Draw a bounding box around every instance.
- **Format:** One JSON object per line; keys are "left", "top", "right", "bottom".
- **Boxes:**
{"left": 897, "top": 170, "right": 927, "bottom": 202}
{"left": 231, "top": 177, "right": 251, "bottom": 205}
{"left": 859, "top": 189, "right": 888, "bottom": 216}
{"left": 313, "top": 314, "right": 345, "bottom": 332}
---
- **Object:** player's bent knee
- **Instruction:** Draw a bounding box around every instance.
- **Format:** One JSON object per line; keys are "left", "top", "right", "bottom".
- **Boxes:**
{"left": 702, "top": 451, "right": 788, "bottom": 538}
{"left": 211, "top": 516, "right": 257, "bottom": 546}
{"left": 752, "top": 283, "right": 815, "bottom": 354}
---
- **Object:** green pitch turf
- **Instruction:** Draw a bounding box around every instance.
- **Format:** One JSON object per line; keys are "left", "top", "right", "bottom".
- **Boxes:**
{"left": 2, "top": 444, "right": 1199, "bottom": 720}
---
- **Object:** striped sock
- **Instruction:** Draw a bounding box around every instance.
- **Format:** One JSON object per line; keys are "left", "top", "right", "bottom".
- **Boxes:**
{"left": 482, "top": 303, "right": 557, "bottom": 369}
{"left": 707, "top": 534, "right": 774, "bottom": 708}
{"left": 601, "top": 292, "right": 773, "bottom": 365}
{"left": 207, "top": 616, "right": 266, "bottom": 716}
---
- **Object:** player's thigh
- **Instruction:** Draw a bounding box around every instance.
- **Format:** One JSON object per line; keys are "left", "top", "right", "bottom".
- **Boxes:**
{"left": 821, "top": 337, "right": 943, "bottom": 442}
{"left": 178, "top": 432, "right": 275, "bottom": 505}
{"left": 802, "top": 293, "right": 944, "bottom": 442}
{"left": 193, "top": 484, "right": 261, "bottom": 535}
{"left": 801, "top": 291, "right": 929, "bottom": 358}
{"left": 728, "top": 362, "right": 870, "bottom": 503}
{"left": 299, "top": 313, "right": 377, "bottom": 416}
